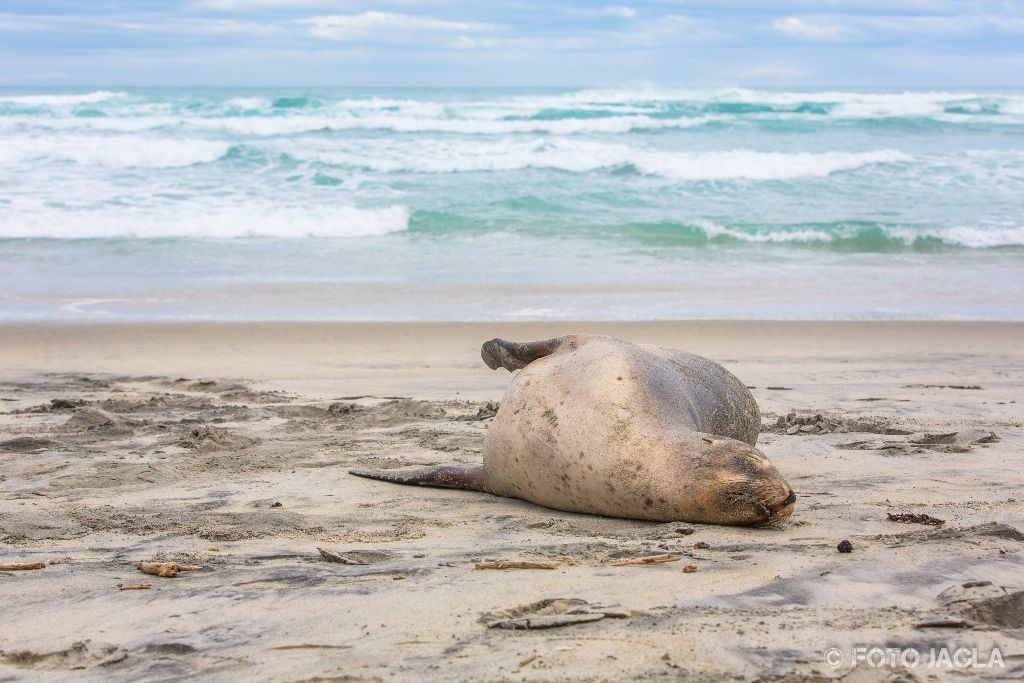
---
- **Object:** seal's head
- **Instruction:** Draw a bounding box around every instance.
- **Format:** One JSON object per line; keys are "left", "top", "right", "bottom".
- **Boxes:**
{"left": 695, "top": 438, "right": 796, "bottom": 527}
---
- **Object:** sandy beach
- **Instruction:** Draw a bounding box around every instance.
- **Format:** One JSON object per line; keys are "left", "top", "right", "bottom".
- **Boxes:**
{"left": 1, "top": 321, "right": 1022, "bottom": 681}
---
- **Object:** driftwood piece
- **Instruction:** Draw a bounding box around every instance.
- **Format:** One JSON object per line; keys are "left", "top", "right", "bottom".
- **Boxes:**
{"left": 116, "top": 583, "right": 152, "bottom": 590}
{"left": 490, "top": 613, "right": 606, "bottom": 630}
{"left": 136, "top": 561, "right": 202, "bottom": 578}
{"left": 0, "top": 562, "right": 46, "bottom": 571}
{"left": 607, "top": 554, "right": 679, "bottom": 567}
{"left": 518, "top": 653, "right": 539, "bottom": 668}
{"left": 482, "top": 598, "right": 630, "bottom": 630}
{"left": 138, "top": 561, "right": 178, "bottom": 577}
{"left": 475, "top": 561, "right": 558, "bottom": 570}
{"left": 914, "top": 618, "right": 974, "bottom": 629}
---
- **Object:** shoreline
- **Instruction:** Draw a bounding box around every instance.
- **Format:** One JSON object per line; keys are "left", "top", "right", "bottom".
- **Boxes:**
{"left": 4, "top": 319, "right": 1023, "bottom": 399}
{"left": 5, "top": 240, "right": 1024, "bottom": 323}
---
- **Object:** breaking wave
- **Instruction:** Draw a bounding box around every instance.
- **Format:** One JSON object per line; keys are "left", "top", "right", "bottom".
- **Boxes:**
{"left": 0, "top": 135, "right": 231, "bottom": 168}
{"left": 287, "top": 140, "right": 911, "bottom": 179}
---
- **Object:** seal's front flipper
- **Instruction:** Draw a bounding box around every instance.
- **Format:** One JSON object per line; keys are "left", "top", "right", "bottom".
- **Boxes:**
{"left": 349, "top": 464, "right": 491, "bottom": 493}
{"left": 481, "top": 337, "right": 566, "bottom": 372}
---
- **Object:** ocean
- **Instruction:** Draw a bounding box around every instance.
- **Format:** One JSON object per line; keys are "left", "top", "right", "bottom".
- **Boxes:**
{"left": 1, "top": 86, "right": 1022, "bottom": 321}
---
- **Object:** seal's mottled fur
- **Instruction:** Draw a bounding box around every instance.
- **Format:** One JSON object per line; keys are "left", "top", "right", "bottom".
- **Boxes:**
{"left": 352, "top": 334, "right": 795, "bottom": 526}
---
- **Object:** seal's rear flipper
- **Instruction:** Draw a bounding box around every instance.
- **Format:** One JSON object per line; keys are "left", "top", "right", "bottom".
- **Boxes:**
{"left": 349, "top": 464, "right": 491, "bottom": 493}
{"left": 481, "top": 337, "right": 566, "bottom": 372}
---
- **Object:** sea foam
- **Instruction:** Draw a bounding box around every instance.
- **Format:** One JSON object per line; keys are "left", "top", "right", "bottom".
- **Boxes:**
{"left": 0, "top": 205, "right": 409, "bottom": 239}
{"left": 0, "top": 135, "right": 230, "bottom": 168}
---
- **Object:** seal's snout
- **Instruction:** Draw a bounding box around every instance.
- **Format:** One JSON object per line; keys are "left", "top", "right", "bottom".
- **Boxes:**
{"left": 710, "top": 444, "right": 797, "bottom": 527}
{"left": 765, "top": 487, "right": 796, "bottom": 525}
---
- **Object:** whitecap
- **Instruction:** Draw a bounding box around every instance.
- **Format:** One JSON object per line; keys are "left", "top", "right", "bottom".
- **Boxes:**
{"left": 282, "top": 138, "right": 911, "bottom": 180}
{"left": 929, "top": 225, "right": 1024, "bottom": 248}
{"left": 0, "top": 135, "right": 230, "bottom": 168}
{"left": 0, "top": 90, "right": 128, "bottom": 106}
{"left": 691, "top": 220, "right": 837, "bottom": 243}
{"left": 632, "top": 149, "right": 912, "bottom": 180}
{"left": 224, "top": 96, "right": 270, "bottom": 110}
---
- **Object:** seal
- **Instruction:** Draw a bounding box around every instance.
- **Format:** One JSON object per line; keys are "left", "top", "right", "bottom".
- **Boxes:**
{"left": 350, "top": 334, "right": 796, "bottom": 526}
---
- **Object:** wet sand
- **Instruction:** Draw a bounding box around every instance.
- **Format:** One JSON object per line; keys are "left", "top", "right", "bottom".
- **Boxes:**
{"left": 1, "top": 321, "right": 1022, "bottom": 681}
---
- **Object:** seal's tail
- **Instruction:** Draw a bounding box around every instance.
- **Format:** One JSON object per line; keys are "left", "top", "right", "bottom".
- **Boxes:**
{"left": 349, "top": 464, "right": 491, "bottom": 493}
{"left": 481, "top": 336, "right": 569, "bottom": 372}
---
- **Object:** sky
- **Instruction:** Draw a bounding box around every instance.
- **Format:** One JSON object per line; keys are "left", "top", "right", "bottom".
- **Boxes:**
{"left": 1, "top": 1, "right": 1023, "bottom": 87}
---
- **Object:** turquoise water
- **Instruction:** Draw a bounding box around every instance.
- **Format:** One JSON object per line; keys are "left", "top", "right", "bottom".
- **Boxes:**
{"left": 1, "top": 87, "right": 1023, "bottom": 320}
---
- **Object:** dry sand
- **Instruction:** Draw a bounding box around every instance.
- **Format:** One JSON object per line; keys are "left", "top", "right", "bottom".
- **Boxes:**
{"left": 1, "top": 321, "right": 1022, "bottom": 681}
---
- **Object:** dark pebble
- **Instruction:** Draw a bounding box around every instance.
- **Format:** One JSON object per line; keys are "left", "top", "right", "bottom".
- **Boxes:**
{"left": 837, "top": 539, "right": 853, "bottom": 553}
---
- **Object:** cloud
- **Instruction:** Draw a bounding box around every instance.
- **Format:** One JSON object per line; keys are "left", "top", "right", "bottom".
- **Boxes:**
{"left": 448, "top": 13, "right": 703, "bottom": 53}
{"left": 738, "top": 61, "right": 812, "bottom": 80}
{"left": 200, "top": 0, "right": 338, "bottom": 9}
{"left": 773, "top": 12, "right": 1024, "bottom": 43}
{"left": 0, "top": 12, "right": 282, "bottom": 36}
{"left": 0, "top": 13, "right": 78, "bottom": 32}
{"left": 604, "top": 6, "right": 637, "bottom": 19}
{"left": 564, "top": 6, "right": 637, "bottom": 20}
{"left": 772, "top": 16, "right": 852, "bottom": 41}
{"left": 868, "top": 13, "right": 1024, "bottom": 34}
{"left": 450, "top": 35, "right": 502, "bottom": 50}
{"left": 302, "top": 12, "right": 497, "bottom": 40}
{"left": 126, "top": 18, "right": 282, "bottom": 36}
